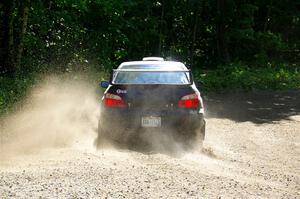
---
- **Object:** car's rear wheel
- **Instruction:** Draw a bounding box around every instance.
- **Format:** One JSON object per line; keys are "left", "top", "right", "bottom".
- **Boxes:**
{"left": 199, "top": 120, "right": 206, "bottom": 141}
{"left": 97, "top": 120, "right": 127, "bottom": 147}
{"left": 95, "top": 121, "right": 107, "bottom": 148}
{"left": 178, "top": 120, "right": 205, "bottom": 149}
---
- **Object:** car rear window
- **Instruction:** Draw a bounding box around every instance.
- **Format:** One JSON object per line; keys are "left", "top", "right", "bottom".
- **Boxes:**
{"left": 112, "top": 71, "right": 191, "bottom": 85}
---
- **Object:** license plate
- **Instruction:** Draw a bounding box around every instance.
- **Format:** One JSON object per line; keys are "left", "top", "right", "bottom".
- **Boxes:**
{"left": 141, "top": 116, "right": 161, "bottom": 127}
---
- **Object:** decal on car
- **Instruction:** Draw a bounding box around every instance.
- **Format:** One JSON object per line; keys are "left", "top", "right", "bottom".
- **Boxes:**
{"left": 116, "top": 89, "right": 127, "bottom": 94}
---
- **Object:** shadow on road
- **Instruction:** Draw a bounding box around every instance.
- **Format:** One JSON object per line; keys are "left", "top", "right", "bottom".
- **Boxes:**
{"left": 204, "top": 90, "right": 300, "bottom": 124}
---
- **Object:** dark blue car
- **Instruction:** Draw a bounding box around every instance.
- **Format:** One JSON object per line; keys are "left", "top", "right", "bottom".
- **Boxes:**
{"left": 97, "top": 57, "right": 205, "bottom": 146}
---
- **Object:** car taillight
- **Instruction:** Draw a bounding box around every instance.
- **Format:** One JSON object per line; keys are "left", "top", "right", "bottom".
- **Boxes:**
{"left": 178, "top": 93, "right": 200, "bottom": 108}
{"left": 103, "top": 93, "right": 126, "bottom": 107}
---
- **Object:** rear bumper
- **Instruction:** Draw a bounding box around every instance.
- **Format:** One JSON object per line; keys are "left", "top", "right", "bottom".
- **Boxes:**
{"left": 99, "top": 107, "right": 205, "bottom": 133}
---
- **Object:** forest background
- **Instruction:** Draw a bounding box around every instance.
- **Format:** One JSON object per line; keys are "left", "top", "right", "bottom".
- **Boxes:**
{"left": 0, "top": 0, "right": 299, "bottom": 113}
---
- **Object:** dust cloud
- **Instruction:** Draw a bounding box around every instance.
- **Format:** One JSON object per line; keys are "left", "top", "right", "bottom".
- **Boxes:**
{"left": 0, "top": 75, "right": 99, "bottom": 160}
{"left": 0, "top": 75, "right": 204, "bottom": 162}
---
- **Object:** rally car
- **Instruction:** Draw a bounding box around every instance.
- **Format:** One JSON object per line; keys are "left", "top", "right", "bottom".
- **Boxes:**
{"left": 97, "top": 57, "right": 205, "bottom": 146}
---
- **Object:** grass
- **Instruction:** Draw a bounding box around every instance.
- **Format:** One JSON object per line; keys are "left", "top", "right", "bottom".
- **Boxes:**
{"left": 194, "top": 63, "right": 300, "bottom": 92}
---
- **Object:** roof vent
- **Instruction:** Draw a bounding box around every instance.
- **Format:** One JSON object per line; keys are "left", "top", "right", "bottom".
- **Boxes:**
{"left": 142, "top": 57, "right": 164, "bottom": 61}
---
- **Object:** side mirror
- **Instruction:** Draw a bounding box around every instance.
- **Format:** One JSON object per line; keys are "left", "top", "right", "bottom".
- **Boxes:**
{"left": 100, "top": 81, "right": 109, "bottom": 88}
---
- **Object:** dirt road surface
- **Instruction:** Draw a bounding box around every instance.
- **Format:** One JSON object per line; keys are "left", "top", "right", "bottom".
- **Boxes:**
{"left": 0, "top": 79, "right": 299, "bottom": 199}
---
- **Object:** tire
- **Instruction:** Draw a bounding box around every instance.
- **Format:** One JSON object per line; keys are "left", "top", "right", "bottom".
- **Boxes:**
{"left": 179, "top": 119, "right": 206, "bottom": 149}
{"left": 98, "top": 120, "right": 106, "bottom": 138}
{"left": 94, "top": 121, "right": 106, "bottom": 148}
{"left": 199, "top": 119, "right": 206, "bottom": 141}
{"left": 97, "top": 119, "right": 126, "bottom": 146}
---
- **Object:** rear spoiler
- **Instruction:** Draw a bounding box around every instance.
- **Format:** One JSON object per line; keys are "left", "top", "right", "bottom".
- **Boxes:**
{"left": 112, "top": 69, "right": 190, "bottom": 72}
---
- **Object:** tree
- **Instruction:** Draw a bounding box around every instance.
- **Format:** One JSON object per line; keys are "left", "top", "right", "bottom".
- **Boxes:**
{"left": 16, "top": 0, "right": 30, "bottom": 70}
{"left": 0, "top": 0, "right": 299, "bottom": 75}
{"left": 0, "top": 0, "right": 16, "bottom": 74}
{"left": 0, "top": 0, "right": 31, "bottom": 75}
{"left": 216, "top": 0, "right": 231, "bottom": 63}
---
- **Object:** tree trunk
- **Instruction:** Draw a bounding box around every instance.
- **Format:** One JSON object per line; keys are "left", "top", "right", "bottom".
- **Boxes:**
{"left": 216, "top": 0, "right": 230, "bottom": 63}
{"left": 158, "top": 0, "right": 165, "bottom": 55}
{"left": 15, "top": 0, "right": 30, "bottom": 71}
{"left": 263, "top": 0, "right": 273, "bottom": 32}
{"left": 0, "top": 2, "right": 4, "bottom": 71}
{"left": 2, "top": 0, "right": 16, "bottom": 74}
{"left": 191, "top": 1, "right": 203, "bottom": 67}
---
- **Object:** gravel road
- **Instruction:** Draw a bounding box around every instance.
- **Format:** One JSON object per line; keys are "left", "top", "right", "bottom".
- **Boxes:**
{"left": 0, "top": 85, "right": 299, "bottom": 198}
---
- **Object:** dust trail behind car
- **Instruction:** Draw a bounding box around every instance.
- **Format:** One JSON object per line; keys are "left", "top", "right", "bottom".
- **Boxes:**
{"left": 0, "top": 75, "right": 191, "bottom": 163}
{"left": 0, "top": 75, "right": 99, "bottom": 161}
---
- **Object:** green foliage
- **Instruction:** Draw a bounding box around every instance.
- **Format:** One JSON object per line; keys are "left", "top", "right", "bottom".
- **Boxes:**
{"left": 194, "top": 63, "right": 300, "bottom": 92}
{"left": 0, "top": 68, "right": 107, "bottom": 114}
{"left": 1, "top": 0, "right": 297, "bottom": 71}
{"left": 0, "top": 74, "right": 35, "bottom": 114}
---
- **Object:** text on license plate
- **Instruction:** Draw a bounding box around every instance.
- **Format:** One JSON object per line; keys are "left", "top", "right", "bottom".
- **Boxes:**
{"left": 141, "top": 116, "right": 161, "bottom": 127}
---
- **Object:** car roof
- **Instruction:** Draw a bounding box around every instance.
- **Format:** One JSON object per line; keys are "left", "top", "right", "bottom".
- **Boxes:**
{"left": 118, "top": 61, "right": 188, "bottom": 71}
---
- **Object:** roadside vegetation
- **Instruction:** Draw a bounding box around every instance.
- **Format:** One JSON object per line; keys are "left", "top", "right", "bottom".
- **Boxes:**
{"left": 0, "top": 0, "right": 299, "bottom": 113}
{"left": 195, "top": 63, "right": 300, "bottom": 92}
